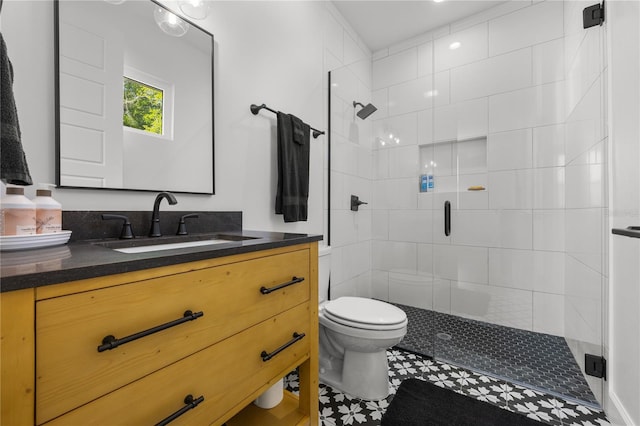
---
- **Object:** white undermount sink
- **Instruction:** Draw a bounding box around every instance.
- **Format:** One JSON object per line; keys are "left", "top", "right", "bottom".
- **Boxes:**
{"left": 92, "top": 233, "right": 256, "bottom": 254}
{"left": 113, "top": 239, "right": 232, "bottom": 254}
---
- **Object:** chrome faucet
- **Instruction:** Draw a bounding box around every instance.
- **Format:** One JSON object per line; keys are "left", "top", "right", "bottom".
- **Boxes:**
{"left": 149, "top": 192, "right": 178, "bottom": 237}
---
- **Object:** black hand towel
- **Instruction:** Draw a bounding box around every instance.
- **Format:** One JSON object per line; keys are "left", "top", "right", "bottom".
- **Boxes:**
{"left": 0, "top": 32, "right": 32, "bottom": 185}
{"left": 275, "top": 112, "right": 310, "bottom": 222}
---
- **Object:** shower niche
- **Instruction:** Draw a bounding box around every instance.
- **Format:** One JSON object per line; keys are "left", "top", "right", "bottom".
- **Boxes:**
{"left": 418, "top": 137, "right": 487, "bottom": 194}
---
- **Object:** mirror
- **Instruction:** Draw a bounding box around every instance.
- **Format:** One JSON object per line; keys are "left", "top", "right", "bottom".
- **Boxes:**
{"left": 55, "top": 0, "right": 214, "bottom": 194}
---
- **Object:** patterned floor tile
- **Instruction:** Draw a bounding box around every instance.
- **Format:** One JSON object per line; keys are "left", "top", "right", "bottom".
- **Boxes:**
{"left": 284, "top": 349, "right": 610, "bottom": 426}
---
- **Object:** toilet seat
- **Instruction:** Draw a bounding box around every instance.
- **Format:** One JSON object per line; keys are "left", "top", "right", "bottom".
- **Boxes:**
{"left": 323, "top": 297, "right": 407, "bottom": 331}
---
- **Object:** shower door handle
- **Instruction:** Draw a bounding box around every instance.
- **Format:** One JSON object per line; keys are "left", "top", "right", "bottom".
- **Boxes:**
{"left": 444, "top": 201, "right": 451, "bottom": 236}
{"left": 612, "top": 226, "right": 640, "bottom": 239}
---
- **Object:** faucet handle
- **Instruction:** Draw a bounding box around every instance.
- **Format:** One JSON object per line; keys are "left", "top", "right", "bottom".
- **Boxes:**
{"left": 176, "top": 213, "right": 199, "bottom": 235}
{"left": 102, "top": 214, "right": 135, "bottom": 239}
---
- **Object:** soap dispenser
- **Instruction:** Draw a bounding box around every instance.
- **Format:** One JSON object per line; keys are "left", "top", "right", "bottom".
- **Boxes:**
{"left": 34, "top": 183, "right": 62, "bottom": 234}
{"left": 0, "top": 185, "right": 37, "bottom": 236}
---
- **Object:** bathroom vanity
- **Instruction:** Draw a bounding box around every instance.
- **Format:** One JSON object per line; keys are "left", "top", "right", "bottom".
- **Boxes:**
{"left": 1, "top": 231, "right": 320, "bottom": 425}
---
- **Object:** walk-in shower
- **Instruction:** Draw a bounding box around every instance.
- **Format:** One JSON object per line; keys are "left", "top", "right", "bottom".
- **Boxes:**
{"left": 327, "top": 0, "right": 607, "bottom": 411}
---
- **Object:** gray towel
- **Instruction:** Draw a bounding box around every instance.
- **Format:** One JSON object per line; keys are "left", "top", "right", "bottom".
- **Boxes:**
{"left": 275, "top": 112, "right": 310, "bottom": 222}
{"left": 1, "top": 32, "right": 32, "bottom": 185}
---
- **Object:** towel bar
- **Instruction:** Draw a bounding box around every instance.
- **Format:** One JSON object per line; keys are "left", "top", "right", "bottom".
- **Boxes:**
{"left": 250, "top": 103, "right": 325, "bottom": 138}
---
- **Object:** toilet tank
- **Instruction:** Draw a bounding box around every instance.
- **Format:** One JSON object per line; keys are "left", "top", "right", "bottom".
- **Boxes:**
{"left": 318, "top": 244, "right": 331, "bottom": 303}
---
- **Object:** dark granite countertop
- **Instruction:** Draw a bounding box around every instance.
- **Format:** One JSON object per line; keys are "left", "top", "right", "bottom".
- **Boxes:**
{"left": 0, "top": 230, "right": 323, "bottom": 293}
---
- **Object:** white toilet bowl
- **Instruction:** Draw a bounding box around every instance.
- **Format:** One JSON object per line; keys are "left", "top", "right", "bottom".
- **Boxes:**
{"left": 318, "top": 295, "right": 407, "bottom": 400}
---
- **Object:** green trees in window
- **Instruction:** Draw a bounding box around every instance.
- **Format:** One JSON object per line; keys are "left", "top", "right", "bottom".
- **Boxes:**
{"left": 123, "top": 77, "right": 163, "bottom": 135}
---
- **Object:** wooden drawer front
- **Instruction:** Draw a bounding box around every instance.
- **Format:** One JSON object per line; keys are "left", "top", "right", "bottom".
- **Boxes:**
{"left": 43, "top": 303, "right": 311, "bottom": 426}
{"left": 36, "top": 249, "right": 310, "bottom": 424}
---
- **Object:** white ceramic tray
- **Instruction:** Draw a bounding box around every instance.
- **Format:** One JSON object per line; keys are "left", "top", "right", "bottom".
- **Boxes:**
{"left": 0, "top": 230, "right": 72, "bottom": 252}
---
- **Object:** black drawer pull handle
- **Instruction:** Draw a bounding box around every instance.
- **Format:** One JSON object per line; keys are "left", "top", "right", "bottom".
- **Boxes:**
{"left": 260, "top": 276, "right": 305, "bottom": 294}
{"left": 155, "top": 394, "right": 204, "bottom": 426}
{"left": 261, "top": 332, "right": 305, "bottom": 362}
{"left": 97, "top": 310, "right": 204, "bottom": 352}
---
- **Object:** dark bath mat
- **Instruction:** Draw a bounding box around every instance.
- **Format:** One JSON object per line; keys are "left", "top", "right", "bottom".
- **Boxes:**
{"left": 381, "top": 378, "right": 544, "bottom": 426}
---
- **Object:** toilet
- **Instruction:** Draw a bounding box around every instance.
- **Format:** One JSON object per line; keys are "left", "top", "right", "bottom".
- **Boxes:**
{"left": 317, "top": 245, "right": 407, "bottom": 400}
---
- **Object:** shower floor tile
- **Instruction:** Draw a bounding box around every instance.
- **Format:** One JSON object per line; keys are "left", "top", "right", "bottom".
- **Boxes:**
{"left": 391, "top": 303, "right": 599, "bottom": 406}
{"left": 284, "top": 349, "right": 609, "bottom": 425}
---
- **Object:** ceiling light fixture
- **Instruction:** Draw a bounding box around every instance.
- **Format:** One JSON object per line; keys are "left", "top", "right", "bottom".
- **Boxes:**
{"left": 154, "top": 7, "right": 189, "bottom": 37}
{"left": 178, "top": 0, "right": 210, "bottom": 20}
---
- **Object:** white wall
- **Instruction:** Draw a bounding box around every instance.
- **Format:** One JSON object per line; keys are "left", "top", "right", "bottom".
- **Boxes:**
{"left": 1, "top": 0, "right": 329, "bottom": 236}
{"left": 607, "top": 1, "right": 640, "bottom": 423}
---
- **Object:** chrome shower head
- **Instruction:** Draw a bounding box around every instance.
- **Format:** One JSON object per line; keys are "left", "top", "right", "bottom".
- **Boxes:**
{"left": 353, "top": 101, "right": 377, "bottom": 120}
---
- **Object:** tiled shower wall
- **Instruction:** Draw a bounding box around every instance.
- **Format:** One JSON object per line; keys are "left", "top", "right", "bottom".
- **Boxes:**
{"left": 323, "top": 4, "right": 374, "bottom": 299}
{"left": 368, "top": 0, "right": 605, "bottom": 352}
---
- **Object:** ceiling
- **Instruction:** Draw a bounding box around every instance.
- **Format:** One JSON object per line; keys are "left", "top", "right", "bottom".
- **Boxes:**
{"left": 332, "top": 0, "right": 506, "bottom": 52}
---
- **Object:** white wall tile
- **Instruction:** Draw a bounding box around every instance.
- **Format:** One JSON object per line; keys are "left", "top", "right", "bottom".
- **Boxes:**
{"left": 388, "top": 272, "right": 434, "bottom": 309}
{"left": 533, "top": 292, "right": 565, "bottom": 336}
{"left": 533, "top": 38, "right": 564, "bottom": 85}
{"left": 499, "top": 210, "right": 533, "bottom": 250}
{"left": 374, "top": 150, "right": 389, "bottom": 179}
{"left": 434, "top": 244, "right": 488, "bottom": 284}
{"left": 389, "top": 210, "right": 433, "bottom": 243}
{"left": 323, "top": 10, "right": 344, "bottom": 62}
{"left": 371, "top": 88, "right": 389, "bottom": 119}
{"left": 565, "top": 164, "right": 604, "bottom": 208}
{"left": 434, "top": 23, "right": 488, "bottom": 72}
{"left": 488, "top": 82, "right": 565, "bottom": 133}
{"left": 565, "top": 79, "right": 603, "bottom": 163}
{"left": 565, "top": 208, "right": 603, "bottom": 273}
{"left": 533, "top": 167, "right": 565, "bottom": 209}
{"left": 433, "top": 279, "right": 452, "bottom": 313}
{"left": 417, "top": 42, "right": 433, "bottom": 77}
{"left": 388, "top": 145, "right": 419, "bottom": 178}
{"left": 433, "top": 104, "right": 457, "bottom": 142}
{"left": 451, "top": 48, "right": 532, "bottom": 103}
{"left": 416, "top": 109, "right": 434, "bottom": 145}
{"left": 457, "top": 190, "right": 489, "bottom": 210}
{"left": 372, "top": 240, "right": 417, "bottom": 273}
{"left": 457, "top": 137, "right": 487, "bottom": 175}
{"left": 372, "top": 210, "right": 389, "bottom": 240}
{"left": 433, "top": 71, "right": 451, "bottom": 107}
{"left": 388, "top": 76, "right": 433, "bottom": 116}
{"left": 373, "top": 113, "right": 418, "bottom": 148}
{"left": 488, "top": 128, "right": 533, "bottom": 171}
{"left": 373, "top": 47, "right": 418, "bottom": 90}
{"left": 343, "top": 31, "right": 367, "bottom": 67}
{"left": 417, "top": 243, "right": 434, "bottom": 276}
{"left": 372, "top": 178, "right": 417, "bottom": 210}
{"left": 450, "top": 281, "right": 533, "bottom": 330}
{"left": 451, "top": 210, "right": 499, "bottom": 247}
{"left": 533, "top": 210, "right": 565, "bottom": 252}
{"left": 533, "top": 124, "right": 565, "bottom": 167}
{"left": 371, "top": 270, "right": 389, "bottom": 301}
{"left": 488, "top": 169, "right": 533, "bottom": 209}
{"left": 488, "top": 1, "right": 564, "bottom": 56}
{"left": 455, "top": 98, "right": 488, "bottom": 141}
{"left": 532, "top": 250, "right": 565, "bottom": 294}
{"left": 489, "top": 248, "right": 535, "bottom": 291}
{"left": 432, "top": 142, "right": 455, "bottom": 176}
